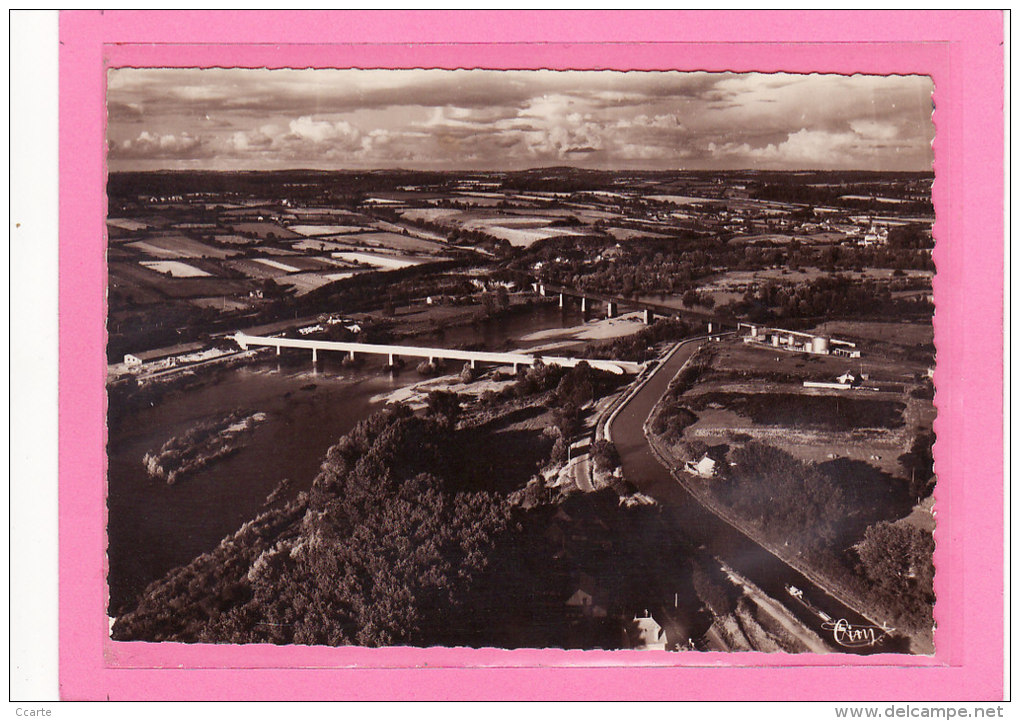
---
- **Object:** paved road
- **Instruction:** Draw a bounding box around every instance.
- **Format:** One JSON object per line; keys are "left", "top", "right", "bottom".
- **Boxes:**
{"left": 609, "top": 338, "right": 910, "bottom": 655}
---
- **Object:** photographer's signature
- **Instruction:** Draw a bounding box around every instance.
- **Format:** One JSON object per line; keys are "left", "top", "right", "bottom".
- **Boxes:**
{"left": 822, "top": 618, "right": 895, "bottom": 648}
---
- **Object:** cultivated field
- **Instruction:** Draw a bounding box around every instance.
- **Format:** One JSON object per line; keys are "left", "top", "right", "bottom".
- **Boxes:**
{"left": 288, "top": 224, "right": 369, "bottom": 237}
{"left": 276, "top": 271, "right": 361, "bottom": 296}
{"left": 346, "top": 231, "right": 447, "bottom": 254}
{"left": 127, "top": 236, "right": 237, "bottom": 259}
{"left": 331, "top": 251, "right": 426, "bottom": 269}
{"left": 229, "top": 222, "right": 302, "bottom": 239}
{"left": 107, "top": 218, "right": 150, "bottom": 232}
{"left": 140, "top": 260, "right": 212, "bottom": 278}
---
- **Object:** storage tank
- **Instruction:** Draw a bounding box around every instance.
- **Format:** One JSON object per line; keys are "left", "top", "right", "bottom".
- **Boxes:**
{"left": 771, "top": 334, "right": 780, "bottom": 347}
{"left": 812, "top": 336, "right": 830, "bottom": 354}
{"left": 750, "top": 325, "right": 758, "bottom": 338}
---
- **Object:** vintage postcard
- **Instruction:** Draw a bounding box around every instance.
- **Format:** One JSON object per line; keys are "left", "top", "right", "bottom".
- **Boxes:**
{"left": 55, "top": 10, "right": 1004, "bottom": 701}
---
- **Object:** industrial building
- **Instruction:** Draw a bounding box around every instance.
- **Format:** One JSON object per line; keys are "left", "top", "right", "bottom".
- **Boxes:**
{"left": 738, "top": 324, "right": 861, "bottom": 358}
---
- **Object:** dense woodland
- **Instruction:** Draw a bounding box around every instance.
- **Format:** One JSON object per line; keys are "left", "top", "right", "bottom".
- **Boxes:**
{"left": 112, "top": 362, "right": 712, "bottom": 647}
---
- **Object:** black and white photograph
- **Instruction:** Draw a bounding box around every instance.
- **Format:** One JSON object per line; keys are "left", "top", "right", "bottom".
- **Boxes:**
{"left": 105, "top": 68, "right": 937, "bottom": 655}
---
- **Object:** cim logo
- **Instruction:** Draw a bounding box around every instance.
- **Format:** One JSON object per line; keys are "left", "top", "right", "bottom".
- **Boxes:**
{"left": 822, "top": 618, "right": 895, "bottom": 648}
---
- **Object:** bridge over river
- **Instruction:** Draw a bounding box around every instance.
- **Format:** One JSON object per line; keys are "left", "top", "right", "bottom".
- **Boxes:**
{"left": 233, "top": 332, "right": 643, "bottom": 375}
{"left": 523, "top": 276, "right": 738, "bottom": 329}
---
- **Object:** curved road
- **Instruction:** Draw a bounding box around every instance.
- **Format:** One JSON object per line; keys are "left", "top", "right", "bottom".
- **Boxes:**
{"left": 609, "top": 339, "right": 910, "bottom": 655}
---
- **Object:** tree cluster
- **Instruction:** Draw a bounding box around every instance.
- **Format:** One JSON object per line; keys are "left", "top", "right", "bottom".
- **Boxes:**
{"left": 113, "top": 406, "right": 512, "bottom": 646}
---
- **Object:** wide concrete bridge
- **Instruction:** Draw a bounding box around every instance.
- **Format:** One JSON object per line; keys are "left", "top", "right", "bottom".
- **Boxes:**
{"left": 233, "top": 332, "right": 642, "bottom": 375}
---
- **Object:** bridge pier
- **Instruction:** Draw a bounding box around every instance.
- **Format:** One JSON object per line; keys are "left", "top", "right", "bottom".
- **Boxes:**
{"left": 644, "top": 308, "right": 655, "bottom": 324}
{"left": 539, "top": 284, "right": 547, "bottom": 297}
{"left": 580, "top": 297, "right": 588, "bottom": 313}
{"left": 559, "top": 292, "right": 564, "bottom": 308}
{"left": 470, "top": 358, "right": 477, "bottom": 370}
{"left": 606, "top": 301, "right": 618, "bottom": 319}
{"left": 388, "top": 353, "right": 396, "bottom": 366}
{"left": 276, "top": 345, "right": 280, "bottom": 356}
{"left": 708, "top": 322, "right": 713, "bottom": 334}
{"left": 311, "top": 348, "right": 317, "bottom": 363}
{"left": 348, "top": 350, "right": 356, "bottom": 361}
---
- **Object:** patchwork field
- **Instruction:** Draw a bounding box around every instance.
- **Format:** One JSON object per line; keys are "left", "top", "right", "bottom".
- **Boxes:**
{"left": 214, "top": 234, "right": 259, "bottom": 245}
{"left": 288, "top": 224, "right": 369, "bottom": 237}
{"left": 107, "top": 218, "right": 150, "bottom": 232}
{"left": 345, "top": 231, "right": 446, "bottom": 254}
{"left": 252, "top": 257, "right": 303, "bottom": 273}
{"left": 127, "top": 236, "right": 237, "bottom": 259}
{"left": 140, "top": 260, "right": 213, "bottom": 278}
{"left": 275, "top": 271, "right": 362, "bottom": 296}
{"left": 483, "top": 225, "right": 587, "bottom": 247}
{"left": 229, "top": 222, "right": 302, "bottom": 240}
{"left": 331, "top": 251, "right": 426, "bottom": 269}
{"left": 291, "top": 238, "right": 354, "bottom": 253}
{"left": 399, "top": 208, "right": 461, "bottom": 224}
{"left": 226, "top": 259, "right": 289, "bottom": 279}
{"left": 605, "top": 227, "right": 672, "bottom": 241}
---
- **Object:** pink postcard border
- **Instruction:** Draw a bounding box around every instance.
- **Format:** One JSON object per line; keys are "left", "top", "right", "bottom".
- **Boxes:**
{"left": 58, "top": 10, "right": 1004, "bottom": 700}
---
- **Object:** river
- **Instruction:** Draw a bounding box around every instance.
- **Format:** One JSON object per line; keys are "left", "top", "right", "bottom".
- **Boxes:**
{"left": 107, "top": 303, "right": 587, "bottom": 615}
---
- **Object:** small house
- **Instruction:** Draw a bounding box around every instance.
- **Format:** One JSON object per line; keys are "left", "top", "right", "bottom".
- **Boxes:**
{"left": 626, "top": 612, "right": 666, "bottom": 650}
{"left": 686, "top": 454, "right": 718, "bottom": 478}
{"left": 565, "top": 573, "right": 608, "bottom": 618}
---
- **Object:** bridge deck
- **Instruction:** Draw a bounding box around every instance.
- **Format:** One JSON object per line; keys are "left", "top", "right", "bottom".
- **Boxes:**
{"left": 233, "top": 333, "right": 642, "bottom": 375}
{"left": 532, "top": 279, "right": 736, "bottom": 326}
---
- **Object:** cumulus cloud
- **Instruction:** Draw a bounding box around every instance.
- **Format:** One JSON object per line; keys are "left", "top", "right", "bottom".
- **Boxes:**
{"left": 110, "top": 131, "right": 207, "bottom": 159}
{"left": 107, "top": 68, "right": 934, "bottom": 171}
{"left": 286, "top": 117, "right": 361, "bottom": 147}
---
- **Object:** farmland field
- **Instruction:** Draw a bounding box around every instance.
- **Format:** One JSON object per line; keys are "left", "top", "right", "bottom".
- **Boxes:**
{"left": 107, "top": 218, "right": 150, "bottom": 231}
{"left": 288, "top": 224, "right": 369, "bottom": 237}
{"left": 127, "top": 236, "right": 238, "bottom": 259}
{"left": 811, "top": 320, "right": 934, "bottom": 348}
{"left": 605, "top": 227, "right": 672, "bottom": 241}
{"left": 229, "top": 222, "right": 302, "bottom": 240}
{"left": 291, "top": 238, "right": 354, "bottom": 253}
{"left": 140, "top": 260, "right": 213, "bottom": 278}
{"left": 226, "top": 259, "right": 291, "bottom": 279}
{"left": 345, "top": 231, "right": 446, "bottom": 254}
{"left": 371, "top": 220, "right": 449, "bottom": 242}
{"left": 332, "top": 252, "right": 426, "bottom": 269}
{"left": 399, "top": 208, "right": 461, "bottom": 224}
{"left": 482, "top": 225, "right": 587, "bottom": 247}
{"left": 252, "top": 257, "right": 302, "bottom": 273}
{"left": 189, "top": 296, "right": 252, "bottom": 312}
{"left": 648, "top": 194, "right": 720, "bottom": 205}
{"left": 276, "top": 271, "right": 361, "bottom": 296}
{"left": 686, "top": 391, "right": 905, "bottom": 432}
{"left": 214, "top": 234, "right": 259, "bottom": 245}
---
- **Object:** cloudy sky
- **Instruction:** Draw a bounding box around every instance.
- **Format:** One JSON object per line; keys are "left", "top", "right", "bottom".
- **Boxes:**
{"left": 107, "top": 69, "right": 934, "bottom": 172}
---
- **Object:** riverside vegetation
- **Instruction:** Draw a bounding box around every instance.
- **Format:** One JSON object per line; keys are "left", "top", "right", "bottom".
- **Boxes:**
{"left": 143, "top": 410, "right": 267, "bottom": 485}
